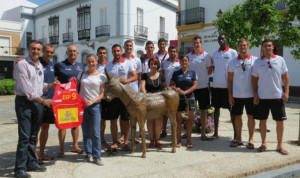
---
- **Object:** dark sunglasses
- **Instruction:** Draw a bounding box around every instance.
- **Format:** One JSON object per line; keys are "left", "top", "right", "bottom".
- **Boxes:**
{"left": 267, "top": 61, "right": 272, "bottom": 69}
{"left": 241, "top": 62, "right": 246, "bottom": 72}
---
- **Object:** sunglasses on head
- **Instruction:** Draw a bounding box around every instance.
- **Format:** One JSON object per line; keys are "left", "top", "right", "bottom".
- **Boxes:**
{"left": 241, "top": 62, "right": 246, "bottom": 71}
{"left": 267, "top": 61, "right": 272, "bottom": 69}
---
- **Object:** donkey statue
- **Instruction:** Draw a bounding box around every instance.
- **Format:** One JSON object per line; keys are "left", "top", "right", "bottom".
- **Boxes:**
{"left": 105, "top": 69, "right": 179, "bottom": 158}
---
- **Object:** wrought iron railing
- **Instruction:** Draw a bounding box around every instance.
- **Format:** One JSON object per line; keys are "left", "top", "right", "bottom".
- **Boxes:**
{"left": 158, "top": 32, "right": 168, "bottom": 41}
{"left": 177, "top": 7, "right": 205, "bottom": 26}
{"left": 134, "top": 25, "right": 148, "bottom": 39}
{"left": 78, "top": 29, "right": 90, "bottom": 40}
{"left": 63, "top": 32, "right": 73, "bottom": 43}
{"left": 49, "top": 36, "right": 59, "bottom": 44}
{"left": 95, "top": 25, "right": 110, "bottom": 37}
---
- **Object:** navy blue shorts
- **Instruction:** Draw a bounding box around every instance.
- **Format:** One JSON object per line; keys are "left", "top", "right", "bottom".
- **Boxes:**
{"left": 253, "top": 99, "right": 286, "bottom": 121}
{"left": 231, "top": 98, "right": 254, "bottom": 116}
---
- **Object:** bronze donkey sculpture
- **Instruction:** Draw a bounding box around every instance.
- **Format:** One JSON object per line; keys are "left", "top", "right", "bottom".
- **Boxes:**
{"left": 105, "top": 69, "right": 179, "bottom": 158}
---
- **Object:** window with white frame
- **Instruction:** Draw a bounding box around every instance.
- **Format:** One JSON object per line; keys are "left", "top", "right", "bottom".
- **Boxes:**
{"left": 100, "top": 8, "right": 107, "bottom": 25}
{"left": 160, "top": 17, "right": 165, "bottom": 33}
{"left": 137, "top": 8, "right": 143, "bottom": 27}
{"left": 67, "top": 19, "right": 72, "bottom": 33}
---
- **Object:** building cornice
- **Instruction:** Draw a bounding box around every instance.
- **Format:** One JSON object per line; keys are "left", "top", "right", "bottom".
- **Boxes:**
{"left": 149, "top": 0, "right": 178, "bottom": 12}
{"left": 177, "top": 23, "right": 214, "bottom": 32}
{"left": 34, "top": 0, "right": 91, "bottom": 18}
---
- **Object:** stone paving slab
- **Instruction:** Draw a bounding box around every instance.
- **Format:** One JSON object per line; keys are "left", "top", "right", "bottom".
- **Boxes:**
{"left": 0, "top": 97, "right": 299, "bottom": 178}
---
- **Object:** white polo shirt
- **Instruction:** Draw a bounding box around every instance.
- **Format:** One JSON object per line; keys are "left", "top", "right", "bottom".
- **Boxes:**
{"left": 160, "top": 58, "right": 180, "bottom": 87}
{"left": 96, "top": 60, "right": 108, "bottom": 74}
{"left": 123, "top": 54, "right": 142, "bottom": 92}
{"left": 141, "top": 54, "right": 156, "bottom": 73}
{"left": 228, "top": 54, "right": 257, "bottom": 98}
{"left": 252, "top": 54, "right": 288, "bottom": 99}
{"left": 187, "top": 50, "right": 212, "bottom": 89}
{"left": 154, "top": 51, "right": 169, "bottom": 63}
{"left": 212, "top": 46, "right": 238, "bottom": 88}
{"left": 105, "top": 57, "right": 135, "bottom": 79}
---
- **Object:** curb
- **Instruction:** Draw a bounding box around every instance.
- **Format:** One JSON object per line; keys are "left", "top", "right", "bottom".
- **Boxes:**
{"left": 215, "top": 155, "right": 300, "bottom": 177}
{"left": 0, "top": 95, "right": 15, "bottom": 103}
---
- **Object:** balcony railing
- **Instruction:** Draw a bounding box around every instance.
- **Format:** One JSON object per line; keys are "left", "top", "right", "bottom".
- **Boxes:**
{"left": 38, "top": 38, "right": 47, "bottom": 46}
{"left": 274, "top": 0, "right": 289, "bottom": 10}
{"left": 158, "top": 32, "right": 168, "bottom": 41}
{"left": 95, "top": 25, "right": 110, "bottom": 37}
{"left": 49, "top": 36, "right": 59, "bottom": 45}
{"left": 78, "top": 29, "right": 90, "bottom": 40}
{"left": 177, "top": 7, "right": 205, "bottom": 26}
{"left": 63, "top": 32, "right": 73, "bottom": 43}
{"left": 134, "top": 25, "right": 148, "bottom": 40}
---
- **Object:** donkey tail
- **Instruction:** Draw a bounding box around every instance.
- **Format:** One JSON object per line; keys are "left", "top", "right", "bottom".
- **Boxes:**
{"left": 183, "top": 94, "right": 189, "bottom": 113}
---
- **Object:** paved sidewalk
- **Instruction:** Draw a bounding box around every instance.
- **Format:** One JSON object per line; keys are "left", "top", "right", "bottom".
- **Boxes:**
{"left": 0, "top": 96, "right": 299, "bottom": 177}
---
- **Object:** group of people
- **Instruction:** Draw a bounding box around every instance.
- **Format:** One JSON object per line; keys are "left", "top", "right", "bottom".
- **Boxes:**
{"left": 13, "top": 34, "right": 290, "bottom": 177}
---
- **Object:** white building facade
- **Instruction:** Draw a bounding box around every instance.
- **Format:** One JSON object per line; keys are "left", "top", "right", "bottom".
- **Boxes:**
{"left": 177, "top": 0, "right": 300, "bottom": 95}
{"left": 29, "top": 0, "right": 178, "bottom": 64}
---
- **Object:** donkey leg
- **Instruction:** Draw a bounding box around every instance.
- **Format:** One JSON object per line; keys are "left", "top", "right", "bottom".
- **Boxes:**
{"left": 138, "top": 118, "right": 147, "bottom": 158}
{"left": 130, "top": 117, "right": 137, "bottom": 153}
{"left": 169, "top": 114, "right": 177, "bottom": 153}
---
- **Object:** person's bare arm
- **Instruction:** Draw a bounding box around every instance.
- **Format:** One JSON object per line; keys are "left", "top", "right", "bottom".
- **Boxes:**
{"left": 282, "top": 72, "right": 289, "bottom": 103}
{"left": 228, "top": 72, "right": 234, "bottom": 106}
{"left": 251, "top": 76, "right": 259, "bottom": 105}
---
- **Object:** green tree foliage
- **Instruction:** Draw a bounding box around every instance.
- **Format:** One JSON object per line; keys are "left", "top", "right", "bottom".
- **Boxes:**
{"left": 0, "top": 79, "right": 16, "bottom": 95}
{"left": 214, "top": 0, "right": 300, "bottom": 59}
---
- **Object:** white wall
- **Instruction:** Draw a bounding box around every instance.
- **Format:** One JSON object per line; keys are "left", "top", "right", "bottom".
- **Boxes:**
{"left": 34, "top": 0, "right": 177, "bottom": 62}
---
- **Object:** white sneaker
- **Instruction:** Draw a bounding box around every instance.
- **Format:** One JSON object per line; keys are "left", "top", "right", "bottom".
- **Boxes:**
{"left": 85, "top": 154, "right": 93, "bottom": 162}
{"left": 94, "top": 158, "right": 104, "bottom": 166}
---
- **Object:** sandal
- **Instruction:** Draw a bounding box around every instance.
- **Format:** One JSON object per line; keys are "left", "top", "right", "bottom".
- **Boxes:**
{"left": 122, "top": 144, "right": 130, "bottom": 151}
{"left": 37, "top": 159, "right": 45, "bottom": 165}
{"left": 101, "top": 141, "right": 109, "bottom": 148}
{"left": 41, "top": 156, "right": 54, "bottom": 161}
{"left": 71, "top": 149, "right": 84, "bottom": 154}
{"left": 57, "top": 152, "right": 64, "bottom": 158}
{"left": 230, "top": 141, "right": 243, "bottom": 147}
{"left": 276, "top": 148, "right": 288, "bottom": 155}
{"left": 149, "top": 142, "right": 155, "bottom": 148}
{"left": 105, "top": 146, "right": 118, "bottom": 152}
{"left": 155, "top": 140, "right": 163, "bottom": 149}
{"left": 246, "top": 143, "right": 255, "bottom": 149}
{"left": 201, "top": 134, "right": 209, "bottom": 141}
{"left": 257, "top": 145, "right": 267, "bottom": 152}
{"left": 186, "top": 143, "right": 193, "bottom": 148}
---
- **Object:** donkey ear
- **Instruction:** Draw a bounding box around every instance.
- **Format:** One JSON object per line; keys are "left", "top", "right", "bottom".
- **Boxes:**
{"left": 105, "top": 68, "right": 111, "bottom": 82}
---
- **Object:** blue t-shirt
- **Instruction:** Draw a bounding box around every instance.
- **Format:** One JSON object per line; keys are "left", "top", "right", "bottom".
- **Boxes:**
{"left": 54, "top": 59, "right": 84, "bottom": 83}
{"left": 40, "top": 57, "right": 55, "bottom": 99}
{"left": 171, "top": 69, "right": 197, "bottom": 99}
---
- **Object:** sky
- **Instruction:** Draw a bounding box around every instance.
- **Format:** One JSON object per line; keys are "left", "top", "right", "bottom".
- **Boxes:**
{"left": 28, "top": 0, "right": 51, "bottom": 6}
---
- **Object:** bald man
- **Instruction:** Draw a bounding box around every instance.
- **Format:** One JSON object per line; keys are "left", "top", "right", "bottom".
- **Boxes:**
{"left": 54, "top": 45, "right": 84, "bottom": 157}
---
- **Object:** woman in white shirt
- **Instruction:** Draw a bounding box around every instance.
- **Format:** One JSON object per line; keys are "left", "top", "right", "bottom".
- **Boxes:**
{"left": 77, "top": 54, "right": 106, "bottom": 166}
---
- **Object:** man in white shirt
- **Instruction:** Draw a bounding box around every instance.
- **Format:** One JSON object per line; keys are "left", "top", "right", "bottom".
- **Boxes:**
{"left": 141, "top": 41, "right": 156, "bottom": 73}
{"left": 118, "top": 40, "right": 142, "bottom": 143}
{"left": 228, "top": 38, "right": 256, "bottom": 148}
{"left": 187, "top": 36, "right": 212, "bottom": 140}
{"left": 159, "top": 45, "right": 180, "bottom": 138}
{"left": 154, "top": 38, "right": 169, "bottom": 62}
{"left": 252, "top": 39, "right": 289, "bottom": 155}
{"left": 104, "top": 44, "right": 137, "bottom": 151}
{"left": 212, "top": 34, "right": 238, "bottom": 140}
{"left": 13, "top": 40, "right": 52, "bottom": 177}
